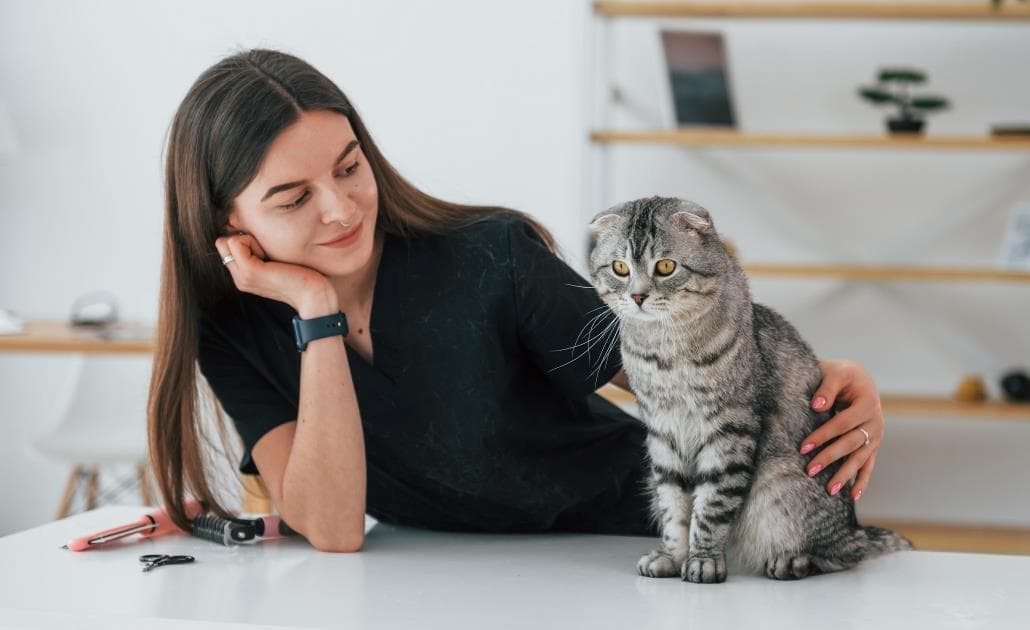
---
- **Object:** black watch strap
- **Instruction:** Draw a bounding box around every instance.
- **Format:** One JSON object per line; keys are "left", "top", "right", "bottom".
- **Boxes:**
{"left": 291, "top": 311, "right": 348, "bottom": 352}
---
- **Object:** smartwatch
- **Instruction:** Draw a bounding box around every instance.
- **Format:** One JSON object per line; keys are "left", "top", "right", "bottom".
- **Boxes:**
{"left": 291, "top": 311, "right": 349, "bottom": 352}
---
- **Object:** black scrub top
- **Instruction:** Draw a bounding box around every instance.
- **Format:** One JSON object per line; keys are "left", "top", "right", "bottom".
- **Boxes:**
{"left": 197, "top": 215, "right": 655, "bottom": 536}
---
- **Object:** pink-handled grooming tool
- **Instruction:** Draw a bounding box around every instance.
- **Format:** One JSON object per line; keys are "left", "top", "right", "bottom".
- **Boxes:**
{"left": 61, "top": 499, "right": 202, "bottom": 551}
{"left": 242, "top": 514, "right": 297, "bottom": 540}
{"left": 185, "top": 513, "right": 296, "bottom": 546}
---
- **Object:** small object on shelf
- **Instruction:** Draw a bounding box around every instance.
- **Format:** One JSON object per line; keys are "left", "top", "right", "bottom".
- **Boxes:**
{"left": 990, "top": 0, "right": 1030, "bottom": 10}
{"left": 0, "top": 308, "right": 24, "bottom": 335}
{"left": 858, "top": 67, "right": 950, "bottom": 135}
{"left": 954, "top": 375, "right": 989, "bottom": 403}
{"left": 69, "top": 291, "right": 119, "bottom": 327}
{"left": 990, "top": 124, "right": 1030, "bottom": 137}
{"left": 1000, "top": 370, "right": 1030, "bottom": 403}
{"left": 660, "top": 30, "right": 736, "bottom": 127}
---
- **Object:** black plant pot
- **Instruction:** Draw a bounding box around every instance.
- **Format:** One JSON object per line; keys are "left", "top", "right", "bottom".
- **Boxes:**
{"left": 1001, "top": 370, "right": 1030, "bottom": 403}
{"left": 887, "top": 117, "right": 925, "bottom": 134}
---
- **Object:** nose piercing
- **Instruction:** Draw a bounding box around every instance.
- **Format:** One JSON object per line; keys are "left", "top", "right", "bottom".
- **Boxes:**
{"left": 339, "top": 219, "right": 352, "bottom": 229}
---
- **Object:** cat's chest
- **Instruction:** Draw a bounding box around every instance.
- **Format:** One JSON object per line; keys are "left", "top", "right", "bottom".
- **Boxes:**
{"left": 620, "top": 341, "right": 712, "bottom": 397}
{"left": 641, "top": 405, "right": 718, "bottom": 468}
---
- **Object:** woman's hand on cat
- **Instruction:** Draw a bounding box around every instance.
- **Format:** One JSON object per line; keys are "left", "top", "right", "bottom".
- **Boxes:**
{"left": 800, "top": 360, "right": 884, "bottom": 501}
{"left": 214, "top": 233, "right": 338, "bottom": 318}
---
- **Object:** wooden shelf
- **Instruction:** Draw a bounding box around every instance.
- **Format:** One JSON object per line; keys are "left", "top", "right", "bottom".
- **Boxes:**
{"left": 741, "top": 263, "right": 1030, "bottom": 284}
{"left": 594, "top": 2, "right": 1030, "bottom": 21}
{"left": 865, "top": 520, "right": 1030, "bottom": 555}
{"left": 882, "top": 396, "right": 1030, "bottom": 420}
{"left": 597, "top": 386, "right": 1030, "bottom": 421}
{"left": 597, "top": 384, "right": 637, "bottom": 406}
{"left": 590, "top": 129, "right": 1030, "bottom": 150}
{"left": 0, "top": 320, "right": 154, "bottom": 355}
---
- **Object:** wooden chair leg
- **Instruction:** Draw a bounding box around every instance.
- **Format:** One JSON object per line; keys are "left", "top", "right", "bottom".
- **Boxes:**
{"left": 137, "top": 463, "right": 154, "bottom": 507}
{"left": 56, "top": 465, "right": 83, "bottom": 520}
{"left": 84, "top": 467, "right": 99, "bottom": 511}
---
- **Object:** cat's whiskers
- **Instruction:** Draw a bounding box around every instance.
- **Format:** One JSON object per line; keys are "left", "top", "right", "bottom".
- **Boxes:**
{"left": 588, "top": 316, "right": 623, "bottom": 387}
{"left": 580, "top": 306, "right": 620, "bottom": 366}
{"left": 548, "top": 313, "right": 620, "bottom": 373}
{"left": 552, "top": 305, "right": 615, "bottom": 353}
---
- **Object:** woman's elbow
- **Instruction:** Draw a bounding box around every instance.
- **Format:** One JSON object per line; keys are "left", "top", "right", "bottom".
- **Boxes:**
{"left": 279, "top": 502, "right": 365, "bottom": 552}
{"left": 308, "top": 530, "right": 364, "bottom": 553}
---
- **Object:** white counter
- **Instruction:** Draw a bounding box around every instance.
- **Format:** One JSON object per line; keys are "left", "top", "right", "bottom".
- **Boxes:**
{"left": 1, "top": 506, "right": 1027, "bottom": 629}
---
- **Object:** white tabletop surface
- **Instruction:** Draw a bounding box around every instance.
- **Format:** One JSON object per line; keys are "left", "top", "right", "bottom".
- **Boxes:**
{"left": 1, "top": 506, "right": 1029, "bottom": 630}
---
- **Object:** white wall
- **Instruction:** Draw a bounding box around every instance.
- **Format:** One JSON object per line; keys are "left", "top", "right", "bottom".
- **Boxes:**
{"left": 1, "top": 0, "right": 1028, "bottom": 535}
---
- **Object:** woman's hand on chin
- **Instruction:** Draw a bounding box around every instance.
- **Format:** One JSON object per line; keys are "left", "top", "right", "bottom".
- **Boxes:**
{"left": 215, "top": 233, "right": 337, "bottom": 317}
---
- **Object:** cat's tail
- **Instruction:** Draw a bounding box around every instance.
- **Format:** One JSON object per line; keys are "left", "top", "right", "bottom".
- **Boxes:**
{"left": 859, "top": 525, "right": 914, "bottom": 557}
{"left": 811, "top": 525, "right": 913, "bottom": 574}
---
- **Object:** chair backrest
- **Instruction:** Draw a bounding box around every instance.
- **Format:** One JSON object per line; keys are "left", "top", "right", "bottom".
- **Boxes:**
{"left": 33, "top": 355, "right": 153, "bottom": 463}
{"left": 62, "top": 355, "right": 153, "bottom": 427}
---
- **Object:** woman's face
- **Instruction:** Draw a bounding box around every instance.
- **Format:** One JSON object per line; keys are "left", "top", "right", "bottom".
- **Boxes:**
{"left": 228, "top": 109, "right": 379, "bottom": 279}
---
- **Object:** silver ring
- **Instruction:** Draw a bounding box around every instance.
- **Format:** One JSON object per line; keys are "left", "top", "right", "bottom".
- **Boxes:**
{"left": 338, "top": 219, "right": 353, "bottom": 229}
{"left": 221, "top": 254, "right": 234, "bottom": 266}
{"left": 857, "top": 427, "right": 870, "bottom": 447}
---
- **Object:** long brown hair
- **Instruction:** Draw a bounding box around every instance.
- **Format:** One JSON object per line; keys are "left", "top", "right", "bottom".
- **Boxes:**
{"left": 149, "top": 48, "right": 557, "bottom": 532}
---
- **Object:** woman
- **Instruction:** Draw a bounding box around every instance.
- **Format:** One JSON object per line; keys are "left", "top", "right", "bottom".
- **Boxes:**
{"left": 149, "top": 49, "right": 886, "bottom": 552}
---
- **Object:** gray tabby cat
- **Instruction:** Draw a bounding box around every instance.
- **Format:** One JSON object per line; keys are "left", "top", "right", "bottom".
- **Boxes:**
{"left": 587, "top": 196, "right": 911, "bottom": 583}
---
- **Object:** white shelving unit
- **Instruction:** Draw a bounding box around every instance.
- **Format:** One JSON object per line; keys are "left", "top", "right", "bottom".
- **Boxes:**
{"left": 588, "top": 1, "right": 1030, "bottom": 554}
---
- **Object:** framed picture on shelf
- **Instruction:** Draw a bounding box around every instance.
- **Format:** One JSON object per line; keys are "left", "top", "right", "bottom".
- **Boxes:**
{"left": 660, "top": 30, "right": 737, "bottom": 128}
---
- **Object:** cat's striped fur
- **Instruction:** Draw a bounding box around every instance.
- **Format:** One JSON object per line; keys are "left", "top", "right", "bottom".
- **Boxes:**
{"left": 588, "top": 196, "right": 911, "bottom": 583}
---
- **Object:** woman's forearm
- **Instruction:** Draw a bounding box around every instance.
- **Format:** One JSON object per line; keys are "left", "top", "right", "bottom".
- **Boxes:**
{"left": 279, "top": 300, "right": 367, "bottom": 551}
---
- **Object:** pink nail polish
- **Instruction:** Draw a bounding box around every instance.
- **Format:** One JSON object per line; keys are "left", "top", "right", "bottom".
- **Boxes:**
{"left": 807, "top": 464, "right": 823, "bottom": 477}
{"left": 854, "top": 489, "right": 863, "bottom": 501}
{"left": 812, "top": 396, "right": 827, "bottom": 409}
{"left": 830, "top": 482, "right": 843, "bottom": 496}
{"left": 800, "top": 443, "right": 815, "bottom": 455}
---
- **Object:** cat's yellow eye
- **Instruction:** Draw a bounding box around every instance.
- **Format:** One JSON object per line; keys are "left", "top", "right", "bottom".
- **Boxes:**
{"left": 612, "top": 260, "right": 630, "bottom": 277}
{"left": 655, "top": 259, "right": 677, "bottom": 276}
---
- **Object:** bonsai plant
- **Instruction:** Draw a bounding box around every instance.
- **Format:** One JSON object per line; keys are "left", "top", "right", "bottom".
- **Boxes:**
{"left": 858, "top": 68, "right": 950, "bottom": 134}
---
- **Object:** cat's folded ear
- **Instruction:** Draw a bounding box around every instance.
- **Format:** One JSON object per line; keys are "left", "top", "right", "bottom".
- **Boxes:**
{"left": 670, "top": 211, "right": 712, "bottom": 235}
{"left": 589, "top": 212, "right": 621, "bottom": 235}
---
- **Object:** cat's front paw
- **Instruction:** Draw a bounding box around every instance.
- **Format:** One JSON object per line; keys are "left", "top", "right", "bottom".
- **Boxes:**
{"left": 637, "top": 549, "right": 679, "bottom": 578}
{"left": 681, "top": 553, "right": 727, "bottom": 584}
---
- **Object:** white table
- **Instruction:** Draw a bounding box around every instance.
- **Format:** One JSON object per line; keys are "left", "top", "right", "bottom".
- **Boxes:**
{"left": 1, "top": 507, "right": 1028, "bottom": 629}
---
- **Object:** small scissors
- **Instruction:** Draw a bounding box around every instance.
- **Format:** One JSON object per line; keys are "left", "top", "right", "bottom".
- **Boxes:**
{"left": 139, "top": 553, "right": 195, "bottom": 573}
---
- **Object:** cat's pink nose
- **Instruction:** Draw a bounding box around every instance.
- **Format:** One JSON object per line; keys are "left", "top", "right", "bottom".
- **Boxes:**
{"left": 631, "top": 293, "right": 648, "bottom": 305}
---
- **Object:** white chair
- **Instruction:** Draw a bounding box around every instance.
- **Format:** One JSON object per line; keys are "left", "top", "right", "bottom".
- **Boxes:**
{"left": 32, "top": 356, "right": 153, "bottom": 518}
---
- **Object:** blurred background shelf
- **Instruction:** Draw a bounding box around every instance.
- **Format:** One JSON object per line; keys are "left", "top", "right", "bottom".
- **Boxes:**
{"left": 597, "top": 385, "right": 1030, "bottom": 421}
{"left": 590, "top": 1, "right": 1030, "bottom": 556}
{"left": 866, "top": 520, "right": 1030, "bottom": 555}
{"left": 594, "top": 1, "right": 1030, "bottom": 20}
{"left": 881, "top": 395, "right": 1030, "bottom": 420}
{"left": 0, "top": 320, "right": 154, "bottom": 355}
{"left": 740, "top": 263, "right": 1030, "bottom": 284}
{"left": 590, "top": 129, "right": 1030, "bottom": 150}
